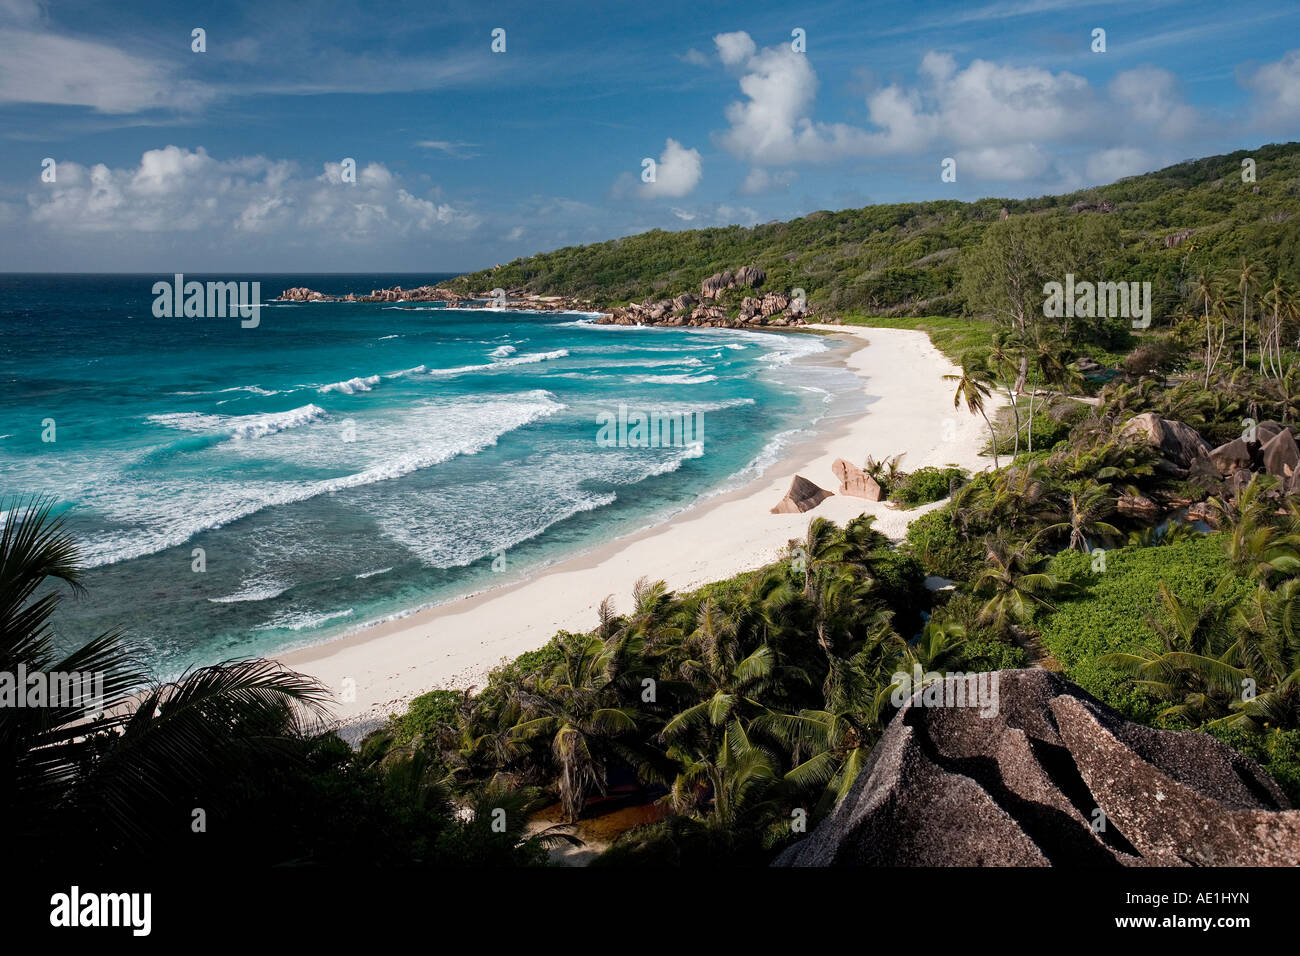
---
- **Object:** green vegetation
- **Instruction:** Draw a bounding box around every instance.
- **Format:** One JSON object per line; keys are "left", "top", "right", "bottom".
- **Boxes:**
{"left": 15, "top": 143, "right": 1300, "bottom": 866}
{"left": 889, "top": 466, "right": 968, "bottom": 507}
{"left": 447, "top": 142, "right": 1300, "bottom": 327}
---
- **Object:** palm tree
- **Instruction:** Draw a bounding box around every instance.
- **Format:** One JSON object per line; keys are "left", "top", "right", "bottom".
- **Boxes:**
{"left": 1193, "top": 271, "right": 1226, "bottom": 387}
{"left": 1, "top": 497, "right": 331, "bottom": 859}
{"left": 1232, "top": 256, "right": 1264, "bottom": 369}
{"left": 1037, "top": 480, "right": 1121, "bottom": 553}
{"left": 972, "top": 534, "right": 1062, "bottom": 633}
{"left": 1208, "top": 475, "right": 1300, "bottom": 581}
{"left": 508, "top": 630, "right": 649, "bottom": 822}
{"left": 904, "top": 619, "right": 973, "bottom": 673}
{"left": 945, "top": 351, "right": 1000, "bottom": 468}
{"left": 1101, "top": 579, "right": 1245, "bottom": 726}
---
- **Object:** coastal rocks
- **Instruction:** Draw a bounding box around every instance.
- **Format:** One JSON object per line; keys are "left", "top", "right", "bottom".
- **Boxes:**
{"left": 771, "top": 475, "right": 834, "bottom": 514}
{"left": 1209, "top": 438, "right": 1253, "bottom": 477}
{"left": 700, "top": 271, "right": 736, "bottom": 300}
{"left": 672, "top": 292, "right": 696, "bottom": 312}
{"left": 735, "top": 265, "right": 766, "bottom": 288}
{"left": 774, "top": 670, "right": 1300, "bottom": 867}
{"left": 1120, "top": 412, "right": 1213, "bottom": 476}
{"left": 280, "top": 287, "right": 332, "bottom": 302}
{"left": 1261, "top": 428, "right": 1300, "bottom": 479}
{"left": 831, "top": 458, "right": 883, "bottom": 501}
{"left": 760, "top": 292, "right": 790, "bottom": 316}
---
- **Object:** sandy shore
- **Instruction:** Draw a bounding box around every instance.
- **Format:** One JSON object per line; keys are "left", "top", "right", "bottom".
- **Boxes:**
{"left": 279, "top": 324, "right": 1003, "bottom": 728}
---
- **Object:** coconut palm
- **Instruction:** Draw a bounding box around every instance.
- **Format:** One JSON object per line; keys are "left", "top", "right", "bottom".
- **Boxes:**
{"left": 1, "top": 497, "right": 331, "bottom": 859}
{"left": 1231, "top": 257, "right": 1265, "bottom": 369}
{"left": 1037, "top": 480, "right": 1121, "bottom": 553}
{"left": 972, "top": 534, "right": 1062, "bottom": 632}
{"left": 508, "top": 630, "right": 649, "bottom": 822}
{"left": 945, "top": 351, "right": 1001, "bottom": 468}
{"left": 1101, "top": 579, "right": 1245, "bottom": 726}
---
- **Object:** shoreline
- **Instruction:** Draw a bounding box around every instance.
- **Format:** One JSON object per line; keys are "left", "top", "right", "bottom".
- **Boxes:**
{"left": 278, "top": 324, "right": 1004, "bottom": 729}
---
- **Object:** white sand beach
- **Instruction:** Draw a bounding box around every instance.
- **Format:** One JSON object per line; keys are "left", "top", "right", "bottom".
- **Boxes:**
{"left": 279, "top": 325, "right": 1004, "bottom": 727}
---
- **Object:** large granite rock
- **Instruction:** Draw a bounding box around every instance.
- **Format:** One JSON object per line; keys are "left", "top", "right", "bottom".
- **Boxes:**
{"left": 831, "top": 458, "right": 883, "bottom": 501}
{"left": 1120, "top": 412, "right": 1213, "bottom": 476}
{"left": 770, "top": 475, "right": 834, "bottom": 514}
{"left": 1261, "top": 428, "right": 1300, "bottom": 479}
{"left": 1209, "top": 438, "right": 1252, "bottom": 477}
{"left": 774, "top": 670, "right": 1299, "bottom": 867}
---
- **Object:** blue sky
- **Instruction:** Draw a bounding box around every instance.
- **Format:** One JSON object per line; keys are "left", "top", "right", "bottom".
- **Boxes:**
{"left": 1, "top": 0, "right": 1298, "bottom": 271}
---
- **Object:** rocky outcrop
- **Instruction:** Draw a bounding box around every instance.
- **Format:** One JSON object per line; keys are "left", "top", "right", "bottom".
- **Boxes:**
{"left": 735, "top": 265, "right": 766, "bottom": 288}
{"left": 279, "top": 287, "right": 333, "bottom": 302}
{"left": 1261, "top": 428, "right": 1300, "bottom": 479}
{"left": 775, "top": 670, "right": 1300, "bottom": 867}
{"left": 1120, "top": 412, "right": 1213, "bottom": 476}
{"left": 771, "top": 475, "right": 834, "bottom": 514}
{"left": 1069, "top": 199, "right": 1116, "bottom": 214}
{"left": 700, "top": 271, "right": 735, "bottom": 300}
{"left": 1209, "top": 438, "right": 1252, "bottom": 477}
{"left": 274, "top": 285, "right": 590, "bottom": 311}
{"left": 831, "top": 458, "right": 883, "bottom": 501}
{"left": 1163, "top": 228, "right": 1195, "bottom": 249}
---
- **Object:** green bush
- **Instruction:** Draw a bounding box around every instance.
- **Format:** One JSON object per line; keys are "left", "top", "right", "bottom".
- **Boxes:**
{"left": 904, "top": 506, "right": 981, "bottom": 580}
{"left": 1037, "top": 536, "right": 1251, "bottom": 722}
{"left": 890, "top": 466, "right": 967, "bottom": 507}
{"left": 385, "top": 689, "right": 463, "bottom": 746}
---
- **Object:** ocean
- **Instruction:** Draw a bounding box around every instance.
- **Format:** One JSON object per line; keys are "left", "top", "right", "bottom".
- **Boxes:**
{"left": 0, "top": 274, "right": 864, "bottom": 676}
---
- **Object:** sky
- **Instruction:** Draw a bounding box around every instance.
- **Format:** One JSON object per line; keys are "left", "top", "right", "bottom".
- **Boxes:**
{"left": 1, "top": 0, "right": 1298, "bottom": 272}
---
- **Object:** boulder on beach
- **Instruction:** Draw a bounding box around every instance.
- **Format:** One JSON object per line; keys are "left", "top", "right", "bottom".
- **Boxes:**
{"left": 831, "top": 458, "right": 883, "bottom": 501}
{"left": 774, "top": 670, "right": 1300, "bottom": 867}
{"left": 771, "top": 475, "right": 834, "bottom": 514}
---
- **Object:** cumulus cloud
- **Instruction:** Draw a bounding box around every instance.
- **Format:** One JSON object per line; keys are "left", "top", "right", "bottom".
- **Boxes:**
{"left": 26, "top": 145, "right": 480, "bottom": 241}
{"left": 634, "top": 138, "right": 703, "bottom": 199}
{"left": 738, "top": 167, "right": 797, "bottom": 195}
{"left": 711, "top": 33, "right": 1207, "bottom": 186}
{"left": 714, "top": 31, "right": 757, "bottom": 67}
{"left": 1085, "top": 147, "right": 1155, "bottom": 183}
{"left": 1244, "top": 48, "right": 1300, "bottom": 124}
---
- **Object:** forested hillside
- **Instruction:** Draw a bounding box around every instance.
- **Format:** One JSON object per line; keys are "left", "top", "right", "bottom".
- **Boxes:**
{"left": 447, "top": 142, "right": 1300, "bottom": 320}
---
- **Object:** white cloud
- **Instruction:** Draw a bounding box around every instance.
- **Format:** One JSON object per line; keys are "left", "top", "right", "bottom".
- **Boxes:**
{"left": 1085, "top": 147, "right": 1154, "bottom": 182}
{"left": 956, "top": 144, "right": 1053, "bottom": 181}
{"left": 711, "top": 37, "right": 1205, "bottom": 186}
{"left": 1108, "top": 67, "right": 1199, "bottom": 140}
{"left": 1244, "top": 49, "right": 1300, "bottom": 123}
{"left": 415, "top": 140, "right": 480, "bottom": 158}
{"left": 714, "top": 31, "right": 757, "bottom": 67}
{"left": 26, "top": 146, "right": 480, "bottom": 241}
{"left": 0, "top": 29, "right": 210, "bottom": 113}
{"left": 678, "top": 48, "right": 710, "bottom": 67}
{"left": 738, "top": 167, "right": 797, "bottom": 194}
{"left": 638, "top": 138, "right": 703, "bottom": 199}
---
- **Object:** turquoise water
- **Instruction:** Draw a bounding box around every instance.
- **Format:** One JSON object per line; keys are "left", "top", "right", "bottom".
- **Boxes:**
{"left": 1, "top": 274, "right": 862, "bottom": 676}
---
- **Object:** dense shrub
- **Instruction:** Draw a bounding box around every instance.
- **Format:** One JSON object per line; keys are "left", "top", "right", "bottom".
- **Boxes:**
{"left": 890, "top": 466, "right": 967, "bottom": 507}
{"left": 385, "top": 689, "right": 463, "bottom": 745}
{"left": 903, "top": 506, "right": 981, "bottom": 580}
{"left": 1038, "top": 536, "right": 1251, "bottom": 722}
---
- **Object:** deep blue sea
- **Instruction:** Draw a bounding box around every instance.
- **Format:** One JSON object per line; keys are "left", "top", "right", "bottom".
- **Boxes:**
{"left": 1, "top": 274, "right": 862, "bottom": 676}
